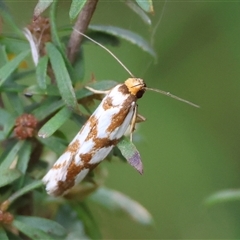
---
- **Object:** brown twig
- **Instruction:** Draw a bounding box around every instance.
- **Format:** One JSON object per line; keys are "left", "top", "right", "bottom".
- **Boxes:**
{"left": 67, "top": 0, "right": 99, "bottom": 64}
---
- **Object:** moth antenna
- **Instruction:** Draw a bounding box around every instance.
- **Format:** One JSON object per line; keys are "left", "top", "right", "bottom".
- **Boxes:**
{"left": 146, "top": 87, "right": 200, "bottom": 108}
{"left": 73, "top": 28, "right": 135, "bottom": 77}
{"left": 74, "top": 29, "right": 199, "bottom": 108}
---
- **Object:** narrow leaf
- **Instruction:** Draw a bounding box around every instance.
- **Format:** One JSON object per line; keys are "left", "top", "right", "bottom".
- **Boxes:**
{"left": 24, "top": 85, "right": 59, "bottom": 97}
{"left": 0, "top": 45, "right": 8, "bottom": 66}
{"left": 49, "top": 1, "right": 63, "bottom": 49}
{"left": 38, "top": 107, "right": 72, "bottom": 138}
{"left": 70, "top": 202, "right": 102, "bottom": 239}
{"left": 0, "top": 169, "right": 22, "bottom": 188}
{"left": 15, "top": 216, "right": 67, "bottom": 238}
{"left": 0, "top": 4, "right": 23, "bottom": 36}
{"left": 135, "top": 0, "right": 154, "bottom": 13}
{"left": 0, "top": 83, "right": 26, "bottom": 93}
{"left": 89, "top": 25, "right": 156, "bottom": 58}
{"left": 0, "top": 50, "right": 30, "bottom": 86}
{"left": 46, "top": 43, "right": 78, "bottom": 110}
{"left": 17, "top": 141, "right": 32, "bottom": 174}
{"left": 56, "top": 205, "right": 89, "bottom": 240}
{"left": 5, "top": 92, "right": 24, "bottom": 115}
{"left": 13, "top": 219, "right": 54, "bottom": 240}
{"left": 0, "top": 227, "right": 8, "bottom": 240}
{"left": 0, "top": 108, "right": 15, "bottom": 138}
{"left": 36, "top": 55, "right": 48, "bottom": 89}
{"left": 87, "top": 80, "right": 117, "bottom": 91}
{"left": 205, "top": 189, "right": 240, "bottom": 206}
{"left": 34, "top": 0, "right": 53, "bottom": 18}
{"left": 89, "top": 187, "right": 153, "bottom": 225}
{"left": 117, "top": 136, "right": 143, "bottom": 174}
{"left": 37, "top": 136, "right": 67, "bottom": 155}
{"left": 126, "top": 0, "right": 151, "bottom": 25}
{"left": 49, "top": 0, "right": 75, "bottom": 80}
{"left": 0, "top": 140, "right": 25, "bottom": 170}
{"left": 69, "top": 0, "right": 87, "bottom": 20}
{"left": 8, "top": 180, "right": 43, "bottom": 205}
{"left": 0, "top": 37, "right": 29, "bottom": 54}
{"left": 32, "top": 98, "right": 64, "bottom": 121}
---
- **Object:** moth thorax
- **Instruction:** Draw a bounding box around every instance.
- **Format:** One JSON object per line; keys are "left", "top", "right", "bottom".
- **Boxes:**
{"left": 124, "top": 78, "right": 146, "bottom": 99}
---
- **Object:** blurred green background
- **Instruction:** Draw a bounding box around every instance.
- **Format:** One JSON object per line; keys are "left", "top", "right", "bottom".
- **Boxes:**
{"left": 7, "top": 0, "right": 240, "bottom": 238}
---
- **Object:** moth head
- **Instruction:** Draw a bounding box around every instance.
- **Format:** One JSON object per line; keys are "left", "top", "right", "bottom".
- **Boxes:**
{"left": 124, "top": 78, "right": 146, "bottom": 99}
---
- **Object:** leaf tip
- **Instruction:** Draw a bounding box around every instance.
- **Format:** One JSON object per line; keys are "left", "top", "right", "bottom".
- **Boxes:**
{"left": 128, "top": 151, "right": 143, "bottom": 174}
{"left": 38, "top": 132, "right": 47, "bottom": 138}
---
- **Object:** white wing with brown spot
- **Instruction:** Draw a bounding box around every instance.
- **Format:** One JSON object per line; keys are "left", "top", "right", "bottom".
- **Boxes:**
{"left": 42, "top": 82, "right": 138, "bottom": 196}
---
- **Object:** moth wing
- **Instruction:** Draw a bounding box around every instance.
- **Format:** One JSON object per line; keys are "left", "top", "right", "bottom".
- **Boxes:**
{"left": 43, "top": 84, "right": 136, "bottom": 196}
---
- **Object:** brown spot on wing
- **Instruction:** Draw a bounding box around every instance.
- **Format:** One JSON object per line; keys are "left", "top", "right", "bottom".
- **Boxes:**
{"left": 85, "top": 115, "right": 98, "bottom": 141}
{"left": 80, "top": 153, "right": 92, "bottom": 163}
{"left": 118, "top": 84, "right": 130, "bottom": 95}
{"left": 102, "top": 96, "right": 114, "bottom": 110}
{"left": 54, "top": 161, "right": 83, "bottom": 196}
{"left": 107, "top": 95, "right": 136, "bottom": 133}
{"left": 52, "top": 161, "right": 67, "bottom": 170}
{"left": 66, "top": 140, "right": 80, "bottom": 154}
{"left": 55, "top": 158, "right": 99, "bottom": 196}
{"left": 93, "top": 137, "right": 119, "bottom": 150}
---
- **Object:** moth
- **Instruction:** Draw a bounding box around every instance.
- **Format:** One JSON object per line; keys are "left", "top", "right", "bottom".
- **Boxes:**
{"left": 42, "top": 30, "right": 199, "bottom": 196}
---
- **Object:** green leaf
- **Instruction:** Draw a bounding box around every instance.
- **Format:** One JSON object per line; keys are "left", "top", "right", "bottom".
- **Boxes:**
{"left": 38, "top": 107, "right": 72, "bottom": 138}
{"left": 0, "top": 37, "right": 29, "bottom": 54}
{"left": 56, "top": 205, "right": 89, "bottom": 239}
{"left": 34, "top": 0, "right": 53, "bottom": 18}
{"left": 135, "top": 0, "right": 154, "bottom": 13}
{"left": 205, "top": 189, "right": 240, "bottom": 206}
{"left": 37, "top": 136, "right": 67, "bottom": 155}
{"left": 0, "top": 4, "right": 23, "bottom": 36}
{"left": 0, "top": 140, "right": 25, "bottom": 170}
{"left": 87, "top": 80, "right": 117, "bottom": 90}
{"left": 50, "top": 1, "right": 75, "bottom": 79}
{"left": 46, "top": 43, "right": 78, "bottom": 111}
{"left": 117, "top": 136, "right": 143, "bottom": 174}
{"left": 36, "top": 55, "right": 48, "bottom": 89}
{"left": 0, "top": 169, "right": 22, "bottom": 188}
{"left": 15, "top": 216, "right": 67, "bottom": 238}
{"left": 5, "top": 92, "right": 24, "bottom": 115}
{"left": 69, "top": 0, "right": 87, "bottom": 20}
{"left": 0, "top": 45, "right": 8, "bottom": 66}
{"left": 89, "top": 25, "right": 156, "bottom": 58}
{"left": 0, "top": 50, "right": 30, "bottom": 86}
{"left": 0, "top": 226, "right": 8, "bottom": 240}
{"left": 89, "top": 187, "right": 153, "bottom": 225}
{"left": 23, "top": 85, "right": 59, "bottom": 96}
{"left": 17, "top": 141, "right": 32, "bottom": 174}
{"left": 0, "top": 83, "right": 26, "bottom": 93}
{"left": 70, "top": 202, "right": 102, "bottom": 239}
{"left": 125, "top": 0, "right": 151, "bottom": 25}
{"left": 8, "top": 180, "right": 43, "bottom": 205}
{"left": 32, "top": 97, "right": 64, "bottom": 121}
{"left": 13, "top": 219, "right": 55, "bottom": 240}
{"left": 0, "top": 108, "right": 15, "bottom": 139}
{"left": 49, "top": 0, "right": 63, "bottom": 49}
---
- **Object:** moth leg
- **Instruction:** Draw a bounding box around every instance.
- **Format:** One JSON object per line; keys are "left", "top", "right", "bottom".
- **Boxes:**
{"left": 129, "top": 105, "right": 138, "bottom": 142}
{"left": 85, "top": 86, "right": 110, "bottom": 95}
{"left": 129, "top": 111, "right": 146, "bottom": 141}
{"left": 136, "top": 113, "right": 146, "bottom": 123}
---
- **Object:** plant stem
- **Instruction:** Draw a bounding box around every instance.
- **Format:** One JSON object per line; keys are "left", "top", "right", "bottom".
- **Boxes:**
{"left": 67, "top": 0, "right": 99, "bottom": 63}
